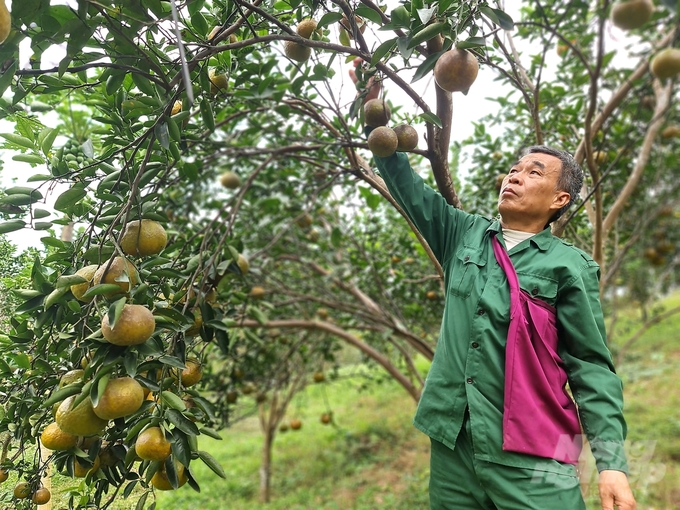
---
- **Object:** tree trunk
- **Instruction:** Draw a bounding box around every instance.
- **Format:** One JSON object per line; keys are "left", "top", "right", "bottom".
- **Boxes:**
{"left": 259, "top": 425, "right": 274, "bottom": 503}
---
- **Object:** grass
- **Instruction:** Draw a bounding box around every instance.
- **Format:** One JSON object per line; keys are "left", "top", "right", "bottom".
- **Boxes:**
{"left": 3, "top": 292, "right": 680, "bottom": 509}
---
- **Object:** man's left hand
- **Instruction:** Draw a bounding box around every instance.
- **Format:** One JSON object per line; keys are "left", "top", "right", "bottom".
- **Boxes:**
{"left": 598, "top": 470, "right": 636, "bottom": 510}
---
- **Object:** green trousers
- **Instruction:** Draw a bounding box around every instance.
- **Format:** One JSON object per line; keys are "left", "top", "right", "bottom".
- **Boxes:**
{"left": 429, "top": 414, "right": 586, "bottom": 510}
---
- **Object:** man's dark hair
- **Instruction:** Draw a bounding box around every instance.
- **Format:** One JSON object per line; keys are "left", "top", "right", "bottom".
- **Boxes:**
{"left": 524, "top": 145, "right": 584, "bottom": 224}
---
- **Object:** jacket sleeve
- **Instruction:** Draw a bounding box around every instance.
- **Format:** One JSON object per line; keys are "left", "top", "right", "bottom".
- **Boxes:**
{"left": 373, "top": 151, "right": 472, "bottom": 265}
{"left": 557, "top": 262, "right": 628, "bottom": 474}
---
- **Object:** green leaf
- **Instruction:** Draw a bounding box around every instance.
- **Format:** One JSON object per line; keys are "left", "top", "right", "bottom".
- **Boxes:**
{"left": 34, "top": 222, "right": 53, "bottom": 230}
{"left": 389, "top": 6, "right": 410, "bottom": 29}
{"left": 354, "top": 6, "right": 384, "bottom": 25}
{"left": 0, "top": 194, "right": 34, "bottom": 206}
{"left": 416, "top": 7, "right": 436, "bottom": 24}
{"left": 41, "top": 127, "right": 60, "bottom": 156}
{"left": 200, "top": 99, "right": 215, "bottom": 131}
{"left": 12, "top": 154, "right": 45, "bottom": 165}
{"left": 44, "top": 383, "right": 83, "bottom": 407}
{"left": 166, "top": 408, "right": 200, "bottom": 435}
{"left": 56, "top": 274, "right": 87, "bottom": 288}
{"left": 412, "top": 52, "right": 441, "bottom": 82}
{"left": 371, "top": 38, "right": 397, "bottom": 66}
{"left": 0, "top": 220, "right": 26, "bottom": 234}
{"left": 198, "top": 450, "right": 226, "bottom": 479}
{"left": 131, "top": 73, "right": 157, "bottom": 96}
{"left": 92, "top": 372, "right": 110, "bottom": 407}
{"left": 199, "top": 427, "right": 222, "bottom": 440}
{"left": 44, "top": 287, "right": 68, "bottom": 308}
{"left": 0, "top": 133, "right": 36, "bottom": 150}
{"left": 54, "top": 187, "right": 87, "bottom": 211}
{"left": 407, "top": 22, "right": 446, "bottom": 49}
{"left": 81, "top": 284, "right": 123, "bottom": 299}
{"left": 108, "top": 297, "right": 127, "bottom": 330}
{"left": 420, "top": 111, "right": 443, "bottom": 128}
{"left": 191, "top": 11, "right": 209, "bottom": 36}
{"left": 106, "top": 72, "right": 127, "bottom": 96}
{"left": 161, "top": 390, "right": 187, "bottom": 411}
{"left": 5, "top": 186, "right": 42, "bottom": 198}
{"left": 456, "top": 37, "right": 486, "bottom": 50}
{"left": 317, "top": 11, "right": 342, "bottom": 30}
{"left": 331, "top": 227, "right": 342, "bottom": 248}
{"left": 0, "top": 62, "right": 17, "bottom": 97}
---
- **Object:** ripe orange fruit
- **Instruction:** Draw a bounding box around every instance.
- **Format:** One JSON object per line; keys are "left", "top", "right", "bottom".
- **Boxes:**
{"left": 433, "top": 48, "right": 479, "bottom": 93}
{"left": 313, "top": 371, "right": 325, "bottom": 383}
{"left": 150, "top": 460, "right": 188, "bottom": 490}
{"left": 296, "top": 19, "right": 318, "bottom": 39}
{"left": 284, "top": 41, "right": 312, "bottom": 62}
{"left": 32, "top": 487, "right": 51, "bottom": 505}
{"left": 236, "top": 254, "right": 250, "bottom": 275}
{"left": 393, "top": 124, "right": 418, "bottom": 151}
{"left": 367, "top": 127, "right": 398, "bottom": 158}
{"left": 92, "top": 256, "right": 140, "bottom": 296}
{"left": 651, "top": 48, "right": 680, "bottom": 80}
{"left": 13, "top": 481, "right": 31, "bottom": 499}
{"left": 185, "top": 309, "right": 203, "bottom": 336}
{"left": 120, "top": 219, "right": 167, "bottom": 257}
{"left": 249, "top": 286, "right": 266, "bottom": 299}
{"left": 290, "top": 418, "right": 302, "bottom": 430}
{"left": 296, "top": 213, "right": 313, "bottom": 228}
{"left": 363, "top": 98, "right": 391, "bottom": 128}
{"left": 101, "top": 304, "right": 156, "bottom": 346}
{"left": 56, "top": 395, "right": 109, "bottom": 437}
{"left": 610, "top": 0, "right": 653, "bottom": 30}
{"left": 0, "top": 468, "right": 8, "bottom": 483}
{"left": 426, "top": 291, "right": 438, "bottom": 301}
{"left": 174, "top": 358, "right": 203, "bottom": 387}
{"left": 59, "top": 369, "right": 85, "bottom": 388}
{"left": 70, "top": 265, "right": 98, "bottom": 302}
{"left": 41, "top": 422, "right": 78, "bottom": 451}
{"left": 74, "top": 456, "right": 101, "bottom": 478}
{"left": 320, "top": 413, "right": 331, "bottom": 425}
{"left": 219, "top": 171, "right": 241, "bottom": 189}
{"left": 93, "top": 377, "right": 145, "bottom": 420}
{"left": 135, "top": 426, "right": 172, "bottom": 462}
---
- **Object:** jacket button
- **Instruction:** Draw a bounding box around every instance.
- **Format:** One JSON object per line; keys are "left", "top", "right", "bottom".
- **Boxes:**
{"left": 464, "top": 255, "right": 470, "bottom": 262}
{"left": 477, "top": 309, "right": 485, "bottom": 315}
{"left": 531, "top": 287, "right": 539, "bottom": 296}
{"left": 471, "top": 342, "right": 479, "bottom": 349}
{"left": 466, "top": 378, "right": 474, "bottom": 384}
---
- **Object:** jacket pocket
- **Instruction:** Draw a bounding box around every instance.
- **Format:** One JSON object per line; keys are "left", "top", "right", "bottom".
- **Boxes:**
{"left": 449, "top": 246, "right": 486, "bottom": 298}
{"left": 516, "top": 272, "right": 558, "bottom": 307}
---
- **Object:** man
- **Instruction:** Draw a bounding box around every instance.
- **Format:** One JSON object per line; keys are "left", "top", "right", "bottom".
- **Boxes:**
{"left": 371, "top": 146, "right": 636, "bottom": 510}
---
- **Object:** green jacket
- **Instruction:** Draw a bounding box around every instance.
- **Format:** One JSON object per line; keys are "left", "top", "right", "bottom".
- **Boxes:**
{"left": 375, "top": 151, "right": 628, "bottom": 475}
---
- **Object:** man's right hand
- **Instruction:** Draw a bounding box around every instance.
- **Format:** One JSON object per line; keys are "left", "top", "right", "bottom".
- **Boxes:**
{"left": 348, "top": 57, "right": 381, "bottom": 103}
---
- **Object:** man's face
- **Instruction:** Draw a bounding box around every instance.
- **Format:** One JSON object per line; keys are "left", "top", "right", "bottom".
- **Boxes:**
{"left": 497, "top": 152, "right": 571, "bottom": 231}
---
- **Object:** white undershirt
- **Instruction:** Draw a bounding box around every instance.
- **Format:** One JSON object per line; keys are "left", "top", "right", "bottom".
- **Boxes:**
{"left": 502, "top": 228, "right": 535, "bottom": 250}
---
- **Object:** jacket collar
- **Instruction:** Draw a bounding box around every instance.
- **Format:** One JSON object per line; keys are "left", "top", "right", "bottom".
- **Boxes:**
{"left": 486, "top": 219, "right": 553, "bottom": 252}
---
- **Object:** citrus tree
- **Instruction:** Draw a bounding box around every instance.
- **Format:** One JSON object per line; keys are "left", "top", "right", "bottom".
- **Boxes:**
{"left": 1, "top": 0, "right": 679, "bottom": 506}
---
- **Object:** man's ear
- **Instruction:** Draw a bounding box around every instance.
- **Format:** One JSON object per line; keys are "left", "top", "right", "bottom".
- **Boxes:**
{"left": 551, "top": 191, "right": 571, "bottom": 211}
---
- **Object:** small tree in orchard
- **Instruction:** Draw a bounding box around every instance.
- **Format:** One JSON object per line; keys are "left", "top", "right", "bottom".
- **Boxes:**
{"left": 0, "top": 0, "right": 679, "bottom": 506}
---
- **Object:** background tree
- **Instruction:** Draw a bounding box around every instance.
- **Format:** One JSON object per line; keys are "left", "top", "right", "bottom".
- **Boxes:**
{"left": 0, "top": 0, "right": 679, "bottom": 506}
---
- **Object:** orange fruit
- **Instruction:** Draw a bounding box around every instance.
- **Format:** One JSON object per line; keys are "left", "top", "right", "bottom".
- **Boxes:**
{"left": 101, "top": 304, "right": 155, "bottom": 346}
{"left": 41, "top": 422, "right": 78, "bottom": 451}
{"left": 56, "top": 395, "right": 108, "bottom": 437}
{"left": 92, "top": 257, "right": 140, "bottom": 296}
{"left": 70, "top": 265, "right": 98, "bottom": 302}
{"left": 150, "top": 460, "right": 188, "bottom": 490}
{"left": 13, "top": 481, "right": 31, "bottom": 499}
{"left": 120, "top": 219, "right": 167, "bottom": 257}
{"left": 74, "top": 455, "right": 100, "bottom": 478}
{"left": 32, "top": 487, "right": 51, "bottom": 505}
{"left": 135, "top": 426, "right": 172, "bottom": 462}
{"left": 433, "top": 48, "right": 479, "bottom": 93}
{"left": 174, "top": 358, "right": 203, "bottom": 387}
{"left": 93, "top": 377, "right": 145, "bottom": 420}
